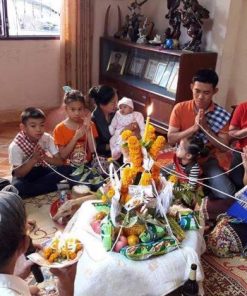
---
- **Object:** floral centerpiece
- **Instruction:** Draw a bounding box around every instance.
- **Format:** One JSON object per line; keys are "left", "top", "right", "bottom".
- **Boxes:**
{"left": 91, "top": 124, "right": 200, "bottom": 260}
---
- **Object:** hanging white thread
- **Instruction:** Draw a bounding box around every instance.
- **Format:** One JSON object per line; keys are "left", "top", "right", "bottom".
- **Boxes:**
{"left": 161, "top": 165, "right": 247, "bottom": 206}
{"left": 198, "top": 123, "right": 242, "bottom": 155}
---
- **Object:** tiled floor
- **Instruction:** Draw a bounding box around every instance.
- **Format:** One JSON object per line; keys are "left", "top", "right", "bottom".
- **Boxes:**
{"left": 0, "top": 122, "right": 19, "bottom": 178}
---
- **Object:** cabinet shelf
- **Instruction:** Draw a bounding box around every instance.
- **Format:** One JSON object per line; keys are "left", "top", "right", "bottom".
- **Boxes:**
{"left": 99, "top": 36, "right": 217, "bottom": 131}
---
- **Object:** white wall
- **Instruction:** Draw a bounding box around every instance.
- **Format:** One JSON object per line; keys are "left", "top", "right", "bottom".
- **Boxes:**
{"left": 0, "top": 40, "right": 60, "bottom": 112}
{"left": 224, "top": 0, "right": 247, "bottom": 108}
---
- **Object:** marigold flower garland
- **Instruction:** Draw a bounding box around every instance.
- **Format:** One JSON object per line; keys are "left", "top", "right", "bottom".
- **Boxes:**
{"left": 100, "top": 125, "right": 166, "bottom": 204}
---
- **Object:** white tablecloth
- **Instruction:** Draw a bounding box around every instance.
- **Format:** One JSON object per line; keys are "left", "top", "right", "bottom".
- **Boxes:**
{"left": 65, "top": 200, "right": 206, "bottom": 296}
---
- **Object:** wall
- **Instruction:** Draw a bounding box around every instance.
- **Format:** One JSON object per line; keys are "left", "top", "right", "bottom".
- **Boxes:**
{"left": 0, "top": 39, "right": 60, "bottom": 117}
{"left": 224, "top": 0, "right": 247, "bottom": 108}
{"left": 1, "top": 0, "right": 246, "bottom": 119}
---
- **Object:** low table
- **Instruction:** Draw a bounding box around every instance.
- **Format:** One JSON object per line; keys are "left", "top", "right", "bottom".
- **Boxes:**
{"left": 65, "top": 200, "right": 205, "bottom": 296}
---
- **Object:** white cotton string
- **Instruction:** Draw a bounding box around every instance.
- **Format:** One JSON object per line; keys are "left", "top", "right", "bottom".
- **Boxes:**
{"left": 42, "top": 160, "right": 91, "bottom": 185}
{"left": 151, "top": 180, "right": 189, "bottom": 264}
{"left": 152, "top": 180, "right": 178, "bottom": 239}
{"left": 42, "top": 126, "right": 129, "bottom": 186}
{"left": 198, "top": 123, "right": 242, "bottom": 155}
{"left": 110, "top": 225, "right": 123, "bottom": 252}
{"left": 160, "top": 165, "right": 247, "bottom": 206}
{"left": 89, "top": 126, "right": 110, "bottom": 176}
{"left": 196, "top": 161, "right": 244, "bottom": 181}
{"left": 89, "top": 126, "right": 131, "bottom": 177}
{"left": 160, "top": 148, "right": 244, "bottom": 181}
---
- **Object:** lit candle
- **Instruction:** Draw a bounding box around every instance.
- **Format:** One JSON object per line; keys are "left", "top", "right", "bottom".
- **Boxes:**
{"left": 143, "top": 103, "right": 153, "bottom": 142}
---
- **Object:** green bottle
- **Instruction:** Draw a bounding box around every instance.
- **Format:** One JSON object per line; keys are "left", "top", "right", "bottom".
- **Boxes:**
{"left": 181, "top": 264, "right": 199, "bottom": 296}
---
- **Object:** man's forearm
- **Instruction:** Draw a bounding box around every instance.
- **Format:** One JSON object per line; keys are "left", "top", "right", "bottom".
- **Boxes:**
{"left": 229, "top": 127, "right": 247, "bottom": 139}
{"left": 13, "top": 157, "right": 37, "bottom": 177}
{"left": 203, "top": 125, "right": 229, "bottom": 151}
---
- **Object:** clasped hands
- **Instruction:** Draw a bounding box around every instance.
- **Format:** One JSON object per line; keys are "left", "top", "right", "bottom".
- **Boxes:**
{"left": 32, "top": 144, "right": 47, "bottom": 164}
{"left": 74, "top": 115, "right": 92, "bottom": 140}
{"left": 193, "top": 108, "right": 208, "bottom": 132}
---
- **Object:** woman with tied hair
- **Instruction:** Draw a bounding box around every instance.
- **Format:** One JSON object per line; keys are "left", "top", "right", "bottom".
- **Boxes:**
{"left": 0, "top": 188, "right": 76, "bottom": 296}
{"left": 89, "top": 85, "right": 141, "bottom": 158}
{"left": 89, "top": 85, "right": 118, "bottom": 158}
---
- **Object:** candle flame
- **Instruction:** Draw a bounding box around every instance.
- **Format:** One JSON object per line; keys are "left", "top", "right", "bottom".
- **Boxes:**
{"left": 147, "top": 103, "right": 153, "bottom": 116}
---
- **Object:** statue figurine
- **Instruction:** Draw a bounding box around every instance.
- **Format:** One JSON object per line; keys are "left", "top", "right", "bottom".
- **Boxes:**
{"left": 165, "top": 1, "right": 181, "bottom": 39}
{"left": 180, "top": 0, "right": 209, "bottom": 51}
{"left": 136, "top": 17, "right": 148, "bottom": 44}
{"left": 136, "top": 27, "right": 147, "bottom": 44}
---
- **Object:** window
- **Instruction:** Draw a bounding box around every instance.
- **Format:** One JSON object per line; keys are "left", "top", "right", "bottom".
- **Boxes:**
{"left": 0, "top": 0, "right": 61, "bottom": 38}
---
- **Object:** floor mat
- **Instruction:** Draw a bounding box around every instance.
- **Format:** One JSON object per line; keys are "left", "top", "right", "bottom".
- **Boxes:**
{"left": 202, "top": 253, "right": 247, "bottom": 296}
{"left": 25, "top": 192, "right": 62, "bottom": 295}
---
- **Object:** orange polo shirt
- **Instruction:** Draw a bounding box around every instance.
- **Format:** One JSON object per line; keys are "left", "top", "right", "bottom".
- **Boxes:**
{"left": 54, "top": 121, "right": 98, "bottom": 164}
{"left": 169, "top": 100, "right": 230, "bottom": 169}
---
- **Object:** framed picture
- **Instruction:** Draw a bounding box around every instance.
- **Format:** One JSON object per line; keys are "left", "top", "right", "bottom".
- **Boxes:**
{"left": 159, "top": 60, "right": 175, "bottom": 88}
{"left": 128, "top": 57, "right": 146, "bottom": 77}
{"left": 106, "top": 51, "right": 127, "bottom": 75}
{"left": 166, "top": 62, "right": 179, "bottom": 92}
{"left": 152, "top": 62, "right": 168, "bottom": 85}
{"left": 144, "top": 59, "right": 159, "bottom": 81}
{"left": 168, "top": 71, "right": 179, "bottom": 93}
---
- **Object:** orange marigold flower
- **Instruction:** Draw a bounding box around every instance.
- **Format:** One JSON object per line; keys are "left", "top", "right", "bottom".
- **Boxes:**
{"left": 149, "top": 136, "right": 166, "bottom": 160}
{"left": 101, "top": 194, "right": 107, "bottom": 203}
{"left": 139, "top": 171, "right": 152, "bottom": 186}
{"left": 107, "top": 188, "right": 115, "bottom": 198}
{"left": 168, "top": 175, "right": 178, "bottom": 183}
{"left": 121, "top": 130, "right": 133, "bottom": 142}
{"left": 128, "top": 136, "right": 140, "bottom": 146}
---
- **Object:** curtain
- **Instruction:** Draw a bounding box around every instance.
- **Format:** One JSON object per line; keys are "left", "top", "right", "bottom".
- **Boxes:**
{"left": 60, "top": 0, "right": 94, "bottom": 96}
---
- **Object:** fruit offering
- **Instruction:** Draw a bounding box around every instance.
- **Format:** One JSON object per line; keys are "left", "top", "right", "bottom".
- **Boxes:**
{"left": 42, "top": 235, "right": 83, "bottom": 263}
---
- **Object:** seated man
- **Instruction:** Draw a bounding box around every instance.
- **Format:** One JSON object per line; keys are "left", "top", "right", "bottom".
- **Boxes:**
{"left": 229, "top": 101, "right": 247, "bottom": 190}
{"left": 167, "top": 69, "right": 235, "bottom": 199}
{"left": 8, "top": 107, "right": 73, "bottom": 198}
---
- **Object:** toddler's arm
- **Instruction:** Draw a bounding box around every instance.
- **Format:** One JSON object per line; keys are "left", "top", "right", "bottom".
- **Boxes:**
{"left": 188, "top": 163, "right": 200, "bottom": 190}
{"left": 135, "top": 112, "right": 145, "bottom": 135}
{"left": 109, "top": 114, "right": 118, "bottom": 136}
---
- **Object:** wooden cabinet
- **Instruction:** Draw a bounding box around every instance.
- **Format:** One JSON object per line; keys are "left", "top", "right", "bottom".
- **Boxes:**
{"left": 99, "top": 36, "right": 217, "bottom": 133}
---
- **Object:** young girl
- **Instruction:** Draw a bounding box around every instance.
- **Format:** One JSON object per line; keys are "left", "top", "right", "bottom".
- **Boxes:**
{"left": 109, "top": 96, "right": 145, "bottom": 160}
{"left": 53, "top": 89, "right": 98, "bottom": 166}
{"left": 173, "top": 136, "right": 208, "bottom": 190}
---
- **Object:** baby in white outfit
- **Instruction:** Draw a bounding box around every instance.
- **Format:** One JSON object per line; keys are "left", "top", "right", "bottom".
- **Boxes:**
{"left": 109, "top": 97, "right": 145, "bottom": 160}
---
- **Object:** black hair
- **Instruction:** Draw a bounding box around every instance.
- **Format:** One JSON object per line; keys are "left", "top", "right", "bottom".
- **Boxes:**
{"left": 192, "top": 69, "right": 219, "bottom": 88}
{"left": 88, "top": 85, "right": 116, "bottom": 106}
{"left": 186, "top": 136, "right": 209, "bottom": 160}
{"left": 63, "top": 89, "right": 85, "bottom": 106}
{"left": 21, "top": 107, "right": 46, "bottom": 124}
{"left": 115, "top": 53, "right": 122, "bottom": 59}
{"left": 0, "top": 190, "right": 26, "bottom": 267}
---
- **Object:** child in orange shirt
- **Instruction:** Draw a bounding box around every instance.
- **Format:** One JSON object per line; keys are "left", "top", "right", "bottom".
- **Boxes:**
{"left": 53, "top": 88, "right": 98, "bottom": 166}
